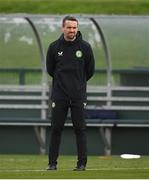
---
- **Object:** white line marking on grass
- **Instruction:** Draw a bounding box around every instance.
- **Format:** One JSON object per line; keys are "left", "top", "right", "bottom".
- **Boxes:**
{"left": 0, "top": 169, "right": 46, "bottom": 172}
{"left": 87, "top": 167, "right": 149, "bottom": 171}
{"left": 0, "top": 167, "right": 149, "bottom": 172}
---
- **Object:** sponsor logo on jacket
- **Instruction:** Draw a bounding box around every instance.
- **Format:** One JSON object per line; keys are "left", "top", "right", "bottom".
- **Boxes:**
{"left": 58, "top": 51, "right": 63, "bottom": 56}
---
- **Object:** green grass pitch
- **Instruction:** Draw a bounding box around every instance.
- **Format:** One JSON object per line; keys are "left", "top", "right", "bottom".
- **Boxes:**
{"left": 0, "top": 155, "right": 149, "bottom": 178}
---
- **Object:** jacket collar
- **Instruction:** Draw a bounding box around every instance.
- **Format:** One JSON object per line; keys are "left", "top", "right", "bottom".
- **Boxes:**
{"left": 59, "top": 31, "right": 82, "bottom": 45}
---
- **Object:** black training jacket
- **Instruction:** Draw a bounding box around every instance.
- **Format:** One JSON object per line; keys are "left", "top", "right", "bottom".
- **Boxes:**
{"left": 46, "top": 31, "right": 95, "bottom": 101}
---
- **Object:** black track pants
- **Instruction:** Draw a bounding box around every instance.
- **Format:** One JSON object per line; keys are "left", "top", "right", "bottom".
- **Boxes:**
{"left": 48, "top": 100, "right": 87, "bottom": 166}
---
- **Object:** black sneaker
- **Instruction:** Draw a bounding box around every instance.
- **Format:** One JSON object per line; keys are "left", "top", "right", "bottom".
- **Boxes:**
{"left": 46, "top": 164, "right": 57, "bottom": 170}
{"left": 73, "top": 165, "right": 86, "bottom": 171}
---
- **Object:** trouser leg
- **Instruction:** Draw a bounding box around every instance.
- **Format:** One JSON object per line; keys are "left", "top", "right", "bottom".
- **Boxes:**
{"left": 48, "top": 101, "right": 68, "bottom": 165}
{"left": 71, "top": 101, "right": 87, "bottom": 166}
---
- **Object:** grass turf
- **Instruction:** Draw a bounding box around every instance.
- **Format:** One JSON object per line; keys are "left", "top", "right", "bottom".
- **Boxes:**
{"left": 0, "top": 155, "right": 149, "bottom": 178}
{"left": 0, "top": 0, "right": 149, "bottom": 15}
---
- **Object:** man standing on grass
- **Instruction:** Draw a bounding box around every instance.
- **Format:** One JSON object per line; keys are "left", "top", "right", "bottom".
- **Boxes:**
{"left": 46, "top": 15, "right": 95, "bottom": 171}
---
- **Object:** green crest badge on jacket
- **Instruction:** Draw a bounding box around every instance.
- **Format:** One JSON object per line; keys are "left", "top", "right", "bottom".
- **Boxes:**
{"left": 75, "top": 50, "right": 82, "bottom": 58}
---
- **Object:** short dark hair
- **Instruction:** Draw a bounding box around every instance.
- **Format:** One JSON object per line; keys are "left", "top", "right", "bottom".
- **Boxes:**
{"left": 62, "top": 16, "right": 78, "bottom": 27}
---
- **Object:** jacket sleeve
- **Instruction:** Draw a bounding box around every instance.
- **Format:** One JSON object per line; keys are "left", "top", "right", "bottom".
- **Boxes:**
{"left": 46, "top": 44, "right": 55, "bottom": 78}
{"left": 85, "top": 44, "right": 95, "bottom": 81}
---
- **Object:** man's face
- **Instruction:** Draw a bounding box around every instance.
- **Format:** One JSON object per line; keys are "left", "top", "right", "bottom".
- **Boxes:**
{"left": 62, "top": 20, "right": 78, "bottom": 41}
